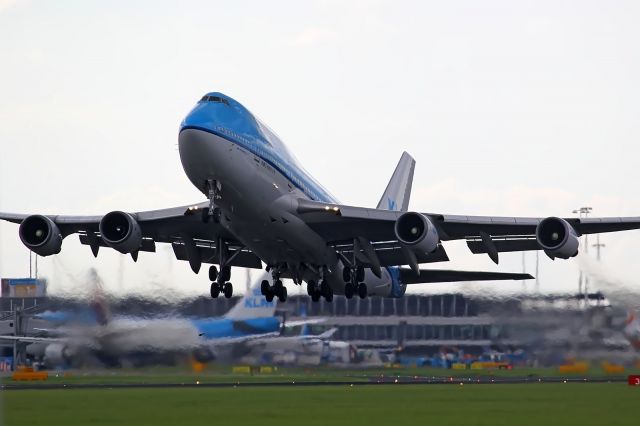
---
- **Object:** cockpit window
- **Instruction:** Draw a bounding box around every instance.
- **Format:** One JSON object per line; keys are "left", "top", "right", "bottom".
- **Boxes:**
{"left": 199, "top": 95, "right": 230, "bottom": 106}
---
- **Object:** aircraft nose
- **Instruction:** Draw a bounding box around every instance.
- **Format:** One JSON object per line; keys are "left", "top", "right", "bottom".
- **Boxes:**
{"left": 181, "top": 102, "right": 218, "bottom": 133}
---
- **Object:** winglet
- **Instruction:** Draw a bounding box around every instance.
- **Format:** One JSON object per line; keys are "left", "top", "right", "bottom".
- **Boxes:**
{"left": 376, "top": 152, "right": 415, "bottom": 212}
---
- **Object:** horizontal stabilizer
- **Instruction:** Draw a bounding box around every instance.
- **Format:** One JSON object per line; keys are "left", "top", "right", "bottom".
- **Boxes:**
{"left": 399, "top": 268, "right": 533, "bottom": 284}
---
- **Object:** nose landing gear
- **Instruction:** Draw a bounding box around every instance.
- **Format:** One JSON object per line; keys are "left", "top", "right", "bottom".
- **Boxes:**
{"left": 203, "top": 179, "right": 222, "bottom": 224}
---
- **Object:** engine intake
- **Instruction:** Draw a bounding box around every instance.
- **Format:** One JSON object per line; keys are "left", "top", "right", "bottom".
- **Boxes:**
{"left": 18, "top": 215, "right": 62, "bottom": 256}
{"left": 394, "top": 212, "right": 439, "bottom": 253}
{"left": 99, "top": 211, "right": 142, "bottom": 254}
{"left": 535, "top": 217, "right": 579, "bottom": 259}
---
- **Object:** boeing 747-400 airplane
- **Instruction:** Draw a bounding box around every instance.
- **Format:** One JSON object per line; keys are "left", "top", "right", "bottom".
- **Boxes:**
{"left": 3, "top": 92, "right": 640, "bottom": 302}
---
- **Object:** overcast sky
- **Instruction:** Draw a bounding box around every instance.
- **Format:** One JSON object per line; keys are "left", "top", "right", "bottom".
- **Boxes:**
{"left": 1, "top": 0, "right": 639, "bottom": 298}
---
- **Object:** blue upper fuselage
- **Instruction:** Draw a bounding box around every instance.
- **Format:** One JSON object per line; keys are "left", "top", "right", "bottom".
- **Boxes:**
{"left": 191, "top": 316, "right": 280, "bottom": 340}
{"left": 180, "top": 92, "right": 337, "bottom": 203}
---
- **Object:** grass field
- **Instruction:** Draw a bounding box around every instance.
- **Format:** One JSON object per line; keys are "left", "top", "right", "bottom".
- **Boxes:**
{"left": 2, "top": 383, "right": 638, "bottom": 426}
{"left": 2, "top": 365, "right": 638, "bottom": 387}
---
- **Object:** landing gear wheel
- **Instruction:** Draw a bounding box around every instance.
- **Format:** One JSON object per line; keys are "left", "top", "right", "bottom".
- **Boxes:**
{"left": 358, "top": 282, "right": 368, "bottom": 299}
{"left": 265, "top": 291, "right": 275, "bottom": 302}
{"left": 356, "top": 266, "right": 365, "bottom": 283}
{"left": 201, "top": 208, "right": 210, "bottom": 223}
{"left": 311, "top": 292, "right": 320, "bottom": 302}
{"left": 325, "top": 290, "right": 333, "bottom": 302}
{"left": 261, "top": 280, "right": 270, "bottom": 296}
{"left": 219, "top": 266, "right": 231, "bottom": 282}
{"left": 342, "top": 267, "right": 351, "bottom": 283}
{"left": 212, "top": 207, "right": 221, "bottom": 224}
{"left": 274, "top": 279, "right": 283, "bottom": 290}
{"left": 209, "top": 266, "right": 218, "bottom": 282}
{"left": 223, "top": 282, "right": 233, "bottom": 299}
{"left": 277, "top": 286, "right": 287, "bottom": 302}
{"left": 344, "top": 283, "right": 354, "bottom": 299}
{"left": 210, "top": 282, "right": 220, "bottom": 298}
{"left": 306, "top": 281, "right": 316, "bottom": 296}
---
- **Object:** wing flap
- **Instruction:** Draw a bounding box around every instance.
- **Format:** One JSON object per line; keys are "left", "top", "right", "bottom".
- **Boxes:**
{"left": 466, "top": 238, "right": 540, "bottom": 254}
{"left": 171, "top": 242, "right": 263, "bottom": 269}
{"left": 399, "top": 268, "right": 533, "bottom": 284}
{"left": 335, "top": 242, "right": 449, "bottom": 267}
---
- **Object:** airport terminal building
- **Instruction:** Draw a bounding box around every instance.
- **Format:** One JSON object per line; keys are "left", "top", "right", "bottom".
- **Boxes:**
{"left": 1, "top": 282, "right": 624, "bottom": 367}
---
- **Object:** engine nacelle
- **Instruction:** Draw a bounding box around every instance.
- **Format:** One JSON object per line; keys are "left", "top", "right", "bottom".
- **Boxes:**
{"left": 394, "top": 212, "right": 439, "bottom": 253}
{"left": 535, "top": 217, "right": 579, "bottom": 259}
{"left": 99, "top": 211, "right": 142, "bottom": 254}
{"left": 44, "top": 343, "right": 73, "bottom": 366}
{"left": 18, "top": 215, "right": 63, "bottom": 256}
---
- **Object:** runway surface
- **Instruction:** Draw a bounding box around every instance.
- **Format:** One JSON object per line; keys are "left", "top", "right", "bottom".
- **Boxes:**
{"left": 1, "top": 375, "right": 629, "bottom": 390}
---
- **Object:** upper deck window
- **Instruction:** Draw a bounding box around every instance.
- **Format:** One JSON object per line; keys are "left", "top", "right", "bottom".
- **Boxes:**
{"left": 199, "top": 95, "right": 230, "bottom": 106}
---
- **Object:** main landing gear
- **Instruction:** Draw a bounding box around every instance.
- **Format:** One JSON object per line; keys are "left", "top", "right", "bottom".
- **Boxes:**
{"left": 261, "top": 278, "right": 288, "bottom": 302}
{"left": 209, "top": 265, "right": 233, "bottom": 299}
{"left": 307, "top": 280, "right": 333, "bottom": 302}
{"left": 207, "top": 235, "right": 236, "bottom": 299}
{"left": 342, "top": 265, "right": 367, "bottom": 299}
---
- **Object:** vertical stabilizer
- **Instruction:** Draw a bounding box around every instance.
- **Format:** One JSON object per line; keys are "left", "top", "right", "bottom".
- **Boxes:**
{"left": 376, "top": 152, "right": 415, "bottom": 212}
{"left": 224, "top": 273, "right": 277, "bottom": 319}
{"left": 87, "top": 268, "right": 110, "bottom": 326}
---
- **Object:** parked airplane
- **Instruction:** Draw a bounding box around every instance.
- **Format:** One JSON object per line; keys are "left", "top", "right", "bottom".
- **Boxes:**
{"left": 0, "top": 274, "right": 313, "bottom": 367}
{"left": 233, "top": 305, "right": 338, "bottom": 366}
{"left": 3, "top": 92, "right": 640, "bottom": 302}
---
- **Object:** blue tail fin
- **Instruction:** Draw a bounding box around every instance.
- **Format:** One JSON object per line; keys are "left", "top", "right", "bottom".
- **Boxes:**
{"left": 224, "top": 273, "right": 276, "bottom": 319}
{"left": 377, "top": 152, "right": 415, "bottom": 212}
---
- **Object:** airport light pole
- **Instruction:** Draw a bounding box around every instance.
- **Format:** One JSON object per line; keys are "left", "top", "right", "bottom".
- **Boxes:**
{"left": 521, "top": 252, "right": 526, "bottom": 292}
{"left": 572, "top": 207, "right": 592, "bottom": 301}
{"left": 592, "top": 234, "right": 605, "bottom": 262}
{"left": 535, "top": 250, "right": 540, "bottom": 293}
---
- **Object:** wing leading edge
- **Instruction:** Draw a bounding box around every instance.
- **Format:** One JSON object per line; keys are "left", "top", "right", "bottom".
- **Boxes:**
{"left": 0, "top": 203, "right": 262, "bottom": 272}
{"left": 296, "top": 198, "right": 640, "bottom": 266}
{"left": 399, "top": 268, "right": 533, "bottom": 285}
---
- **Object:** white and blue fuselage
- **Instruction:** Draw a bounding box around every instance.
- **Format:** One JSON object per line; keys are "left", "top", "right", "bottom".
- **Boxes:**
{"left": 179, "top": 92, "right": 405, "bottom": 297}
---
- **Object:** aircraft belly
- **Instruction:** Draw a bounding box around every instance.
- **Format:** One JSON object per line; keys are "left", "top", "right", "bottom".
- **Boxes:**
{"left": 180, "top": 129, "right": 343, "bottom": 280}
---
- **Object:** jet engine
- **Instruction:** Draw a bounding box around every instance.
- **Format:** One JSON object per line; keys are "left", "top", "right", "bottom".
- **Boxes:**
{"left": 535, "top": 217, "right": 579, "bottom": 259}
{"left": 44, "top": 343, "right": 73, "bottom": 366}
{"left": 394, "top": 212, "right": 439, "bottom": 253}
{"left": 99, "top": 211, "right": 142, "bottom": 253}
{"left": 18, "top": 215, "right": 63, "bottom": 256}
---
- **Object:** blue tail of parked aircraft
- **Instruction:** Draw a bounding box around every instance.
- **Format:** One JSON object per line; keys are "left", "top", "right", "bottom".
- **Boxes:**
{"left": 224, "top": 273, "right": 277, "bottom": 320}
{"left": 376, "top": 151, "right": 415, "bottom": 212}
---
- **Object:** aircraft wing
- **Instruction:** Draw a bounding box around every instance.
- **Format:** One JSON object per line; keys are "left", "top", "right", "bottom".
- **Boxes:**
{"left": 297, "top": 199, "right": 640, "bottom": 265}
{"left": 0, "top": 335, "right": 66, "bottom": 344}
{"left": 203, "top": 331, "right": 281, "bottom": 346}
{"left": 398, "top": 268, "right": 532, "bottom": 284}
{"left": 0, "top": 202, "right": 263, "bottom": 272}
{"left": 283, "top": 318, "right": 326, "bottom": 328}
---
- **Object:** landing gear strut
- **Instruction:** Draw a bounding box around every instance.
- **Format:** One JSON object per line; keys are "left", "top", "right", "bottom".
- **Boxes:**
{"left": 209, "top": 238, "right": 234, "bottom": 299}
